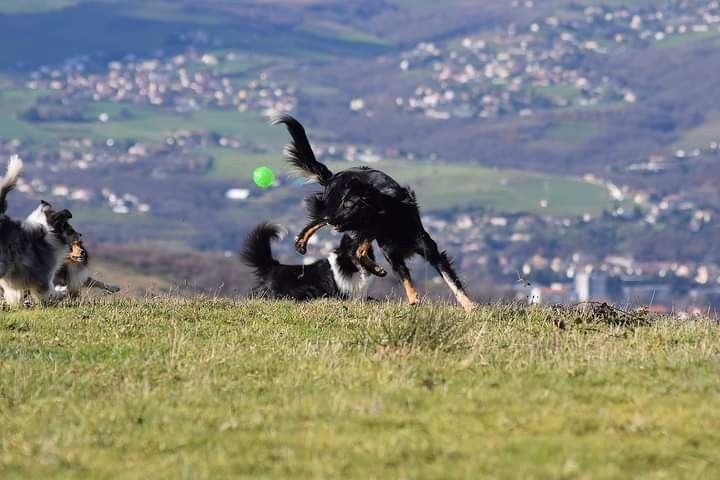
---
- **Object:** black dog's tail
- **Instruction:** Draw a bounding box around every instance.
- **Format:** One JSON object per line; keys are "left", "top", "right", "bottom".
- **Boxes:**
{"left": 240, "top": 222, "right": 282, "bottom": 278}
{"left": 0, "top": 155, "right": 23, "bottom": 214}
{"left": 272, "top": 114, "right": 333, "bottom": 186}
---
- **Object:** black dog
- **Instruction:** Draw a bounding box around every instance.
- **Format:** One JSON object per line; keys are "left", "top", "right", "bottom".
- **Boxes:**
{"left": 241, "top": 222, "right": 376, "bottom": 300}
{"left": 273, "top": 115, "right": 476, "bottom": 312}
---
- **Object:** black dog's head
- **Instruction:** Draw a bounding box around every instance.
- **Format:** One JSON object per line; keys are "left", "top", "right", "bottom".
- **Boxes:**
{"left": 312, "top": 177, "right": 386, "bottom": 232}
{"left": 337, "top": 233, "right": 376, "bottom": 259}
{"left": 332, "top": 233, "right": 375, "bottom": 275}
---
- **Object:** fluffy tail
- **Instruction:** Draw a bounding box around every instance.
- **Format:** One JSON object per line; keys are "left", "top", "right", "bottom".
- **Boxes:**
{"left": 0, "top": 155, "right": 23, "bottom": 214}
{"left": 272, "top": 114, "right": 333, "bottom": 186}
{"left": 240, "top": 222, "right": 282, "bottom": 278}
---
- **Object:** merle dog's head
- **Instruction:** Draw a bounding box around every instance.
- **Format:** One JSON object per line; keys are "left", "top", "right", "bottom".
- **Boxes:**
{"left": 40, "top": 200, "right": 81, "bottom": 245}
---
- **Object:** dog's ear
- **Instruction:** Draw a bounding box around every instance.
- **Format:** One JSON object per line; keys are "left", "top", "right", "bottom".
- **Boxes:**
{"left": 50, "top": 209, "right": 72, "bottom": 222}
{"left": 47, "top": 209, "right": 73, "bottom": 228}
{"left": 305, "top": 192, "right": 326, "bottom": 220}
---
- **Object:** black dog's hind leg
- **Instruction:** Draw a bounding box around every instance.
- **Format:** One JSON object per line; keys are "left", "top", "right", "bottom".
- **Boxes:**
{"left": 356, "top": 237, "right": 386, "bottom": 277}
{"left": 295, "top": 219, "right": 328, "bottom": 254}
{"left": 416, "top": 232, "right": 476, "bottom": 312}
{"left": 386, "top": 251, "right": 419, "bottom": 306}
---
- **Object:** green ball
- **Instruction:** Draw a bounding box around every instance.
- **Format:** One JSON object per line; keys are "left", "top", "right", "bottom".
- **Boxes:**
{"left": 253, "top": 166, "right": 275, "bottom": 189}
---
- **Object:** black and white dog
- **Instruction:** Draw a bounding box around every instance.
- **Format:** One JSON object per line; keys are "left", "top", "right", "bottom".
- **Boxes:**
{"left": 0, "top": 156, "right": 78, "bottom": 306}
{"left": 273, "top": 115, "right": 476, "bottom": 312}
{"left": 241, "top": 222, "right": 375, "bottom": 300}
{"left": 26, "top": 200, "right": 121, "bottom": 297}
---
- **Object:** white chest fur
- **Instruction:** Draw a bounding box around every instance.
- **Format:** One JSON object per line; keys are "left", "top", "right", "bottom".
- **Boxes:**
{"left": 327, "top": 253, "right": 373, "bottom": 300}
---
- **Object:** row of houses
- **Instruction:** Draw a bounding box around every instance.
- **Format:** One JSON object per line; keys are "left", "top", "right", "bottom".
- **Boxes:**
{"left": 383, "top": 0, "right": 720, "bottom": 121}
{"left": 27, "top": 49, "right": 296, "bottom": 120}
{"left": 525, "top": 269, "right": 720, "bottom": 314}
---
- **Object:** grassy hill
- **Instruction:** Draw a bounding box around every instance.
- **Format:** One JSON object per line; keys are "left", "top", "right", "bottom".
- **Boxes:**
{"left": 0, "top": 1, "right": 391, "bottom": 70}
{"left": 1, "top": 299, "right": 718, "bottom": 478}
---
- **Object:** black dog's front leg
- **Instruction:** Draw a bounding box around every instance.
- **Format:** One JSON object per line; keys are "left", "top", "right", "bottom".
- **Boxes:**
{"left": 295, "top": 219, "right": 328, "bottom": 254}
{"left": 356, "top": 238, "right": 387, "bottom": 277}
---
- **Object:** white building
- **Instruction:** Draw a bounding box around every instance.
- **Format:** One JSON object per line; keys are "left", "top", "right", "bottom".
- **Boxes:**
{"left": 575, "top": 272, "right": 609, "bottom": 302}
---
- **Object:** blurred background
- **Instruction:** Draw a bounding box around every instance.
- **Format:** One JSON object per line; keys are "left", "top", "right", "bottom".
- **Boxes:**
{"left": 1, "top": 0, "right": 719, "bottom": 312}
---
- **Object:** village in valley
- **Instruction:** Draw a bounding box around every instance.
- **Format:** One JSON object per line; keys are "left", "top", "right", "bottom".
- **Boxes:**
{"left": 1, "top": 0, "right": 720, "bottom": 314}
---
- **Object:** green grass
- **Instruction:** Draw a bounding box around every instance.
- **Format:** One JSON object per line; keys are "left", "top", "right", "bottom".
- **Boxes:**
{"left": 370, "top": 161, "right": 613, "bottom": 215}
{"left": 299, "top": 84, "right": 342, "bottom": 97}
{"left": 0, "top": 98, "right": 284, "bottom": 148}
{"left": 542, "top": 121, "right": 598, "bottom": 143}
{"left": 672, "top": 111, "right": 720, "bottom": 150}
{"left": 208, "top": 149, "right": 286, "bottom": 176}
{"left": 299, "top": 20, "right": 394, "bottom": 48}
{"left": 1, "top": 299, "right": 718, "bottom": 478}
{"left": 535, "top": 84, "right": 582, "bottom": 103}
{"left": 211, "top": 156, "right": 614, "bottom": 215}
{"left": 68, "top": 206, "right": 197, "bottom": 250}
{"left": 529, "top": 118, "right": 612, "bottom": 155}
{"left": 205, "top": 148, "right": 303, "bottom": 223}
{"left": 654, "top": 30, "right": 720, "bottom": 50}
{"left": 0, "top": 88, "right": 55, "bottom": 140}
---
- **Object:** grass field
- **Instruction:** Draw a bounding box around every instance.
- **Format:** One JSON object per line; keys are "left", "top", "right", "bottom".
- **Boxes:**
{"left": 367, "top": 161, "right": 614, "bottom": 215}
{"left": 211, "top": 154, "right": 615, "bottom": 216}
{"left": 1, "top": 299, "right": 719, "bottom": 478}
{"left": 0, "top": 89, "right": 55, "bottom": 140}
{"left": 654, "top": 30, "right": 720, "bottom": 50}
{"left": 671, "top": 111, "right": 720, "bottom": 150}
{"left": 0, "top": 95, "right": 286, "bottom": 148}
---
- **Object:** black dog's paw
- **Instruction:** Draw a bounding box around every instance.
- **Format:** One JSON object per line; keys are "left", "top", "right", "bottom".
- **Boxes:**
{"left": 295, "top": 239, "right": 307, "bottom": 255}
{"left": 372, "top": 265, "right": 387, "bottom": 277}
